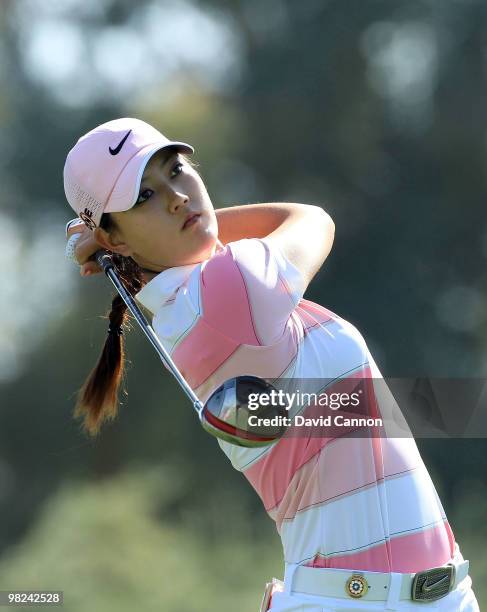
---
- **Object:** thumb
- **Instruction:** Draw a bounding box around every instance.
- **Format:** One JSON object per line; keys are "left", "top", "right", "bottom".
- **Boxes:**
{"left": 80, "top": 261, "right": 102, "bottom": 277}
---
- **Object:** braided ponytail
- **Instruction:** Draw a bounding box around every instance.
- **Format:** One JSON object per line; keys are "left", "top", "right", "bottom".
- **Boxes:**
{"left": 73, "top": 214, "right": 146, "bottom": 437}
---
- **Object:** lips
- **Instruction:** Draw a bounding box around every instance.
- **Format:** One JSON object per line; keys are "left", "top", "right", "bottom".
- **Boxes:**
{"left": 182, "top": 213, "right": 200, "bottom": 230}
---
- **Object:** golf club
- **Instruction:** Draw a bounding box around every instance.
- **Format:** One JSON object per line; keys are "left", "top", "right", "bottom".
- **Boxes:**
{"left": 95, "top": 250, "right": 288, "bottom": 447}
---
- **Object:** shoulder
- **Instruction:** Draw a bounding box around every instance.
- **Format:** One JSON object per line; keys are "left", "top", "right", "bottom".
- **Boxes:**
{"left": 200, "top": 238, "right": 306, "bottom": 345}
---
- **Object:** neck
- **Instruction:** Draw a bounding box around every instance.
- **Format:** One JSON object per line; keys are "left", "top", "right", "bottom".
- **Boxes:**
{"left": 138, "top": 239, "right": 225, "bottom": 284}
{"left": 140, "top": 267, "right": 162, "bottom": 284}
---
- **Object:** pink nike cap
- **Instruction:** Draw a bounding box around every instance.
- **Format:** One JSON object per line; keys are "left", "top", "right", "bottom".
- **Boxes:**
{"left": 63, "top": 117, "right": 194, "bottom": 230}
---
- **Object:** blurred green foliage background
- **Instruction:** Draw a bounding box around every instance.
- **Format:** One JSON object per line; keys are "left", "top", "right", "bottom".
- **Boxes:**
{"left": 0, "top": 0, "right": 486, "bottom": 609}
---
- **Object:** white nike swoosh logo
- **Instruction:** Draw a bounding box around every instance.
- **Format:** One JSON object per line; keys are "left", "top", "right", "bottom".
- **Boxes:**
{"left": 422, "top": 574, "right": 449, "bottom": 593}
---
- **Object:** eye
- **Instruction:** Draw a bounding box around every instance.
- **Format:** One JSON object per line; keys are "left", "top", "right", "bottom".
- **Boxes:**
{"left": 171, "top": 162, "right": 183, "bottom": 178}
{"left": 135, "top": 188, "right": 154, "bottom": 206}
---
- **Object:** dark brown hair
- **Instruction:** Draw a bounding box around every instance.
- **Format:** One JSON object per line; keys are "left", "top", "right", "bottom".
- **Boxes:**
{"left": 73, "top": 151, "right": 198, "bottom": 437}
{"left": 72, "top": 212, "right": 146, "bottom": 437}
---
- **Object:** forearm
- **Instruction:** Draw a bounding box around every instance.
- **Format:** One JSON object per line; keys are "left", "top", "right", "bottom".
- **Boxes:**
{"left": 215, "top": 202, "right": 318, "bottom": 245}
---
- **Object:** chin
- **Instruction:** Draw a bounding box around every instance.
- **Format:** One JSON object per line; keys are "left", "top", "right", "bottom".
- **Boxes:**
{"left": 179, "top": 236, "right": 216, "bottom": 266}
{"left": 197, "top": 227, "right": 218, "bottom": 250}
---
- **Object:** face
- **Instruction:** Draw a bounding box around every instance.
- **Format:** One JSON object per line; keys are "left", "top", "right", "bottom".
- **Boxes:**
{"left": 95, "top": 149, "right": 219, "bottom": 272}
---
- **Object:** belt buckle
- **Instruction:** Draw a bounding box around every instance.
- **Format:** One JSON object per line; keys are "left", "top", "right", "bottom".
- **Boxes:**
{"left": 411, "top": 563, "right": 455, "bottom": 602}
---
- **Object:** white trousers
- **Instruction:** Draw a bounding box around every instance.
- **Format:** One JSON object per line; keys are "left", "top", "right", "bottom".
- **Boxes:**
{"left": 267, "top": 573, "right": 479, "bottom": 611}
{"left": 266, "top": 546, "right": 480, "bottom": 612}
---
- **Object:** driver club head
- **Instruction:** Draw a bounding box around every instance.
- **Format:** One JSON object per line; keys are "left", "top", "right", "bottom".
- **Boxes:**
{"left": 200, "top": 376, "right": 289, "bottom": 447}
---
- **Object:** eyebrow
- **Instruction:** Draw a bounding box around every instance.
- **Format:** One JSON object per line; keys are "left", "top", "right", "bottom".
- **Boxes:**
{"left": 161, "top": 149, "right": 179, "bottom": 165}
{"left": 142, "top": 149, "right": 179, "bottom": 179}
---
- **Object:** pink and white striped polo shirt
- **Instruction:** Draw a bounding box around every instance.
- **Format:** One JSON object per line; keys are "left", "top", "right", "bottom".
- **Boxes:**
{"left": 135, "top": 237, "right": 456, "bottom": 573}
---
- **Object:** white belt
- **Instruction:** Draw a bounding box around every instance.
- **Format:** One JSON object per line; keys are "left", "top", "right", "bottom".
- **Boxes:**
{"left": 284, "top": 557, "right": 470, "bottom": 604}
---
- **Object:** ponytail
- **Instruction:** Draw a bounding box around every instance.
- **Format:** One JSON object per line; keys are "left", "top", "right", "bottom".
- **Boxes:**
{"left": 73, "top": 215, "right": 146, "bottom": 437}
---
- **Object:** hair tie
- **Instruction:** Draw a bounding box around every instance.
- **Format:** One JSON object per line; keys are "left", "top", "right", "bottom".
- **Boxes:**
{"left": 107, "top": 323, "right": 124, "bottom": 336}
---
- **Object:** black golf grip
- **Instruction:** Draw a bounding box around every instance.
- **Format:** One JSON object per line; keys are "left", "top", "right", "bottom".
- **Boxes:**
{"left": 95, "top": 250, "right": 114, "bottom": 273}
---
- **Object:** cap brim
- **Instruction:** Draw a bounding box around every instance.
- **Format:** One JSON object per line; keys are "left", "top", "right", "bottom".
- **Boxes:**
{"left": 104, "top": 141, "right": 194, "bottom": 214}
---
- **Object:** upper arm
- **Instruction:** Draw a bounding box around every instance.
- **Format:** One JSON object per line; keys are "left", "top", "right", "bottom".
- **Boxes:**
{"left": 265, "top": 204, "right": 335, "bottom": 291}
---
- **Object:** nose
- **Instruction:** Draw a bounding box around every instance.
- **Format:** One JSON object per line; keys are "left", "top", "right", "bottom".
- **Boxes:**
{"left": 166, "top": 184, "right": 189, "bottom": 213}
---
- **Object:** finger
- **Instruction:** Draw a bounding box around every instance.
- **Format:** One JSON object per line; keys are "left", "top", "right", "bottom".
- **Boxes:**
{"left": 80, "top": 261, "right": 102, "bottom": 276}
{"left": 75, "top": 233, "right": 101, "bottom": 265}
{"left": 66, "top": 218, "right": 87, "bottom": 238}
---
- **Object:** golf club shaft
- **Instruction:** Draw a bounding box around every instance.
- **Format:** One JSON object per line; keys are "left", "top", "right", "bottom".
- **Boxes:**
{"left": 95, "top": 250, "right": 204, "bottom": 418}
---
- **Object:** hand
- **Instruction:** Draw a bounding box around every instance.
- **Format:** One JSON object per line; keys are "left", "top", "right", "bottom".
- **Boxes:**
{"left": 66, "top": 219, "right": 103, "bottom": 277}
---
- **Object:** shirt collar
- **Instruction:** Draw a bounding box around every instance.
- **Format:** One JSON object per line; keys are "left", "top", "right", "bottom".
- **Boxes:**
{"left": 134, "top": 239, "right": 225, "bottom": 315}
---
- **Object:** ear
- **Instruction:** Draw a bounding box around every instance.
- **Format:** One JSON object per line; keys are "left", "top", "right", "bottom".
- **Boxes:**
{"left": 93, "top": 227, "right": 132, "bottom": 257}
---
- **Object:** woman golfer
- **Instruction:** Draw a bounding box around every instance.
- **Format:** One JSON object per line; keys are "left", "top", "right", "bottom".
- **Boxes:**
{"left": 63, "top": 118, "right": 479, "bottom": 611}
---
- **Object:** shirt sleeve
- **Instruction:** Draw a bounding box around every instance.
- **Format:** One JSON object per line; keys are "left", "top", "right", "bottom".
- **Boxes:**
{"left": 200, "top": 237, "right": 305, "bottom": 346}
